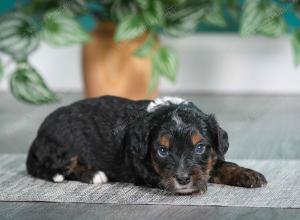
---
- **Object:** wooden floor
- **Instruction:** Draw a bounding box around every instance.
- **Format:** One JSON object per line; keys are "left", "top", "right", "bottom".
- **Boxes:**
{"left": 0, "top": 92, "right": 299, "bottom": 219}
{"left": 0, "top": 202, "right": 299, "bottom": 220}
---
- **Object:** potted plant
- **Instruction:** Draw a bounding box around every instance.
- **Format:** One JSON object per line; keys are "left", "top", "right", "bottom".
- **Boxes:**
{"left": 1, "top": 0, "right": 300, "bottom": 104}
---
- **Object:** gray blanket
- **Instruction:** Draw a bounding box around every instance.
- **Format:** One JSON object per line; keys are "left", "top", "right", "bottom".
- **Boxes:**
{"left": 0, "top": 154, "right": 299, "bottom": 208}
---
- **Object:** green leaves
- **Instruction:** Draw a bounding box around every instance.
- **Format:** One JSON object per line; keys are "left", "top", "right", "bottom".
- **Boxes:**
{"left": 205, "top": 0, "right": 227, "bottom": 27}
{"left": 0, "top": 59, "right": 3, "bottom": 81}
{"left": 152, "top": 47, "right": 178, "bottom": 82}
{"left": 142, "top": 1, "right": 164, "bottom": 27}
{"left": 59, "top": 0, "right": 88, "bottom": 15}
{"left": 110, "top": 0, "right": 138, "bottom": 21}
{"left": 0, "top": 13, "right": 40, "bottom": 60}
{"left": 240, "top": 0, "right": 267, "bottom": 37}
{"left": 114, "top": 1, "right": 164, "bottom": 41}
{"left": 225, "top": 0, "right": 240, "bottom": 20}
{"left": 114, "top": 15, "right": 146, "bottom": 41}
{"left": 42, "top": 10, "right": 90, "bottom": 46}
{"left": 165, "top": 7, "right": 207, "bottom": 37}
{"left": 134, "top": 36, "right": 178, "bottom": 91}
{"left": 292, "top": 31, "right": 300, "bottom": 66}
{"left": 134, "top": 36, "right": 178, "bottom": 92}
{"left": 240, "top": 0, "right": 285, "bottom": 37}
{"left": 10, "top": 62, "right": 57, "bottom": 104}
{"left": 133, "top": 34, "right": 156, "bottom": 57}
{"left": 163, "top": 0, "right": 210, "bottom": 37}
{"left": 134, "top": 0, "right": 149, "bottom": 9}
{"left": 256, "top": 4, "right": 285, "bottom": 37}
{"left": 147, "top": 46, "right": 179, "bottom": 92}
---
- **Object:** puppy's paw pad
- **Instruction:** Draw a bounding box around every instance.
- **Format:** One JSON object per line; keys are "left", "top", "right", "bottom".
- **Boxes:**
{"left": 92, "top": 171, "right": 108, "bottom": 184}
{"left": 53, "top": 174, "right": 64, "bottom": 183}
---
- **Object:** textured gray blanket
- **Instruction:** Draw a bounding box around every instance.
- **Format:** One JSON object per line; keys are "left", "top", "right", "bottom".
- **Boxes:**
{"left": 0, "top": 154, "right": 299, "bottom": 208}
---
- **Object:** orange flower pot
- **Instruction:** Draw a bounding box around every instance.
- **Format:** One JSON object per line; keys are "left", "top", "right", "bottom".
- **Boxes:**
{"left": 82, "top": 22, "right": 158, "bottom": 100}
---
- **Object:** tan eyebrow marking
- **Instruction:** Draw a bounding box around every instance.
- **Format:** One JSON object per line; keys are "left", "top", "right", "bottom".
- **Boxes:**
{"left": 159, "top": 135, "right": 171, "bottom": 149}
{"left": 191, "top": 132, "right": 203, "bottom": 145}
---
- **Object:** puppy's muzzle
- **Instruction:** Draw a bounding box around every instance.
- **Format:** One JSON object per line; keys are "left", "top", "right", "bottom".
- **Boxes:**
{"left": 175, "top": 175, "right": 191, "bottom": 185}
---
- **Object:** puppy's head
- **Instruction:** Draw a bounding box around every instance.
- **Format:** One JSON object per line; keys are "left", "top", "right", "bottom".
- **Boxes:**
{"left": 128, "top": 97, "right": 229, "bottom": 195}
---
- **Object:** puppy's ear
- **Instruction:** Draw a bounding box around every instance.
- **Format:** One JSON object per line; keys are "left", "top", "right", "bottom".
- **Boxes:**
{"left": 126, "top": 118, "right": 151, "bottom": 160}
{"left": 206, "top": 114, "right": 229, "bottom": 161}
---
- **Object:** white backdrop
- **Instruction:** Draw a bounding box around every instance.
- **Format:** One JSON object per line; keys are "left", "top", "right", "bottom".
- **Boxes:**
{"left": 1, "top": 34, "right": 300, "bottom": 94}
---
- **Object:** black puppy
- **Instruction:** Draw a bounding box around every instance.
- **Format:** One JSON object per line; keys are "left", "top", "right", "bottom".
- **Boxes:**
{"left": 26, "top": 96, "right": 267, "bottom": 194}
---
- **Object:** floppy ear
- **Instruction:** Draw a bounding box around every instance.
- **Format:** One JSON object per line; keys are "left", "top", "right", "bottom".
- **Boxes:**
{"left": 206, "top": 114, "right": 229, "bottom": 161}
{"left": 125, "top": 118, "right": 151, "bottom": 160}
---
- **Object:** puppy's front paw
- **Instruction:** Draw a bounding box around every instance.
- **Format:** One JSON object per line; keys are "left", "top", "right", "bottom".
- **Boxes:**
{"left": 53, "top": 174, "right": 64, "bottom": 183}
{"left": 92, "top": 171, "right": 108, "bottom": 184}
{"left": 232, "top": 168, "right": 267, "bottom": 188}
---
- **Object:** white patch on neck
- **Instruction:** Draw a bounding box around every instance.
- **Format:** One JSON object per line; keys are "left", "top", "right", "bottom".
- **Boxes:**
{"left": 147, "top": 96, "right": 188, "bottom": 112}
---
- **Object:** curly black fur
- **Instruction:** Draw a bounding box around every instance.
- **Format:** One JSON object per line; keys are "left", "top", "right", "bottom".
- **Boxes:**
{"left": 26, "top": 95, "right": 267, "bottom": 194}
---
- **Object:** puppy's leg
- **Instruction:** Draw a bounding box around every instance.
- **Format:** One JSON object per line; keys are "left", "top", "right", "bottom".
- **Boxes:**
{"left": 27, "top": 154, "right": 66, "bottom": 183}
{"left": 67, "top": 169, "right": 108, "bottom": 184}
{"left": 26, "top": 137, "right": 70, "bottom": 183}
{"left": 66, "top": 156, "right": 108, "bottom": 184}
{"left": 209, "top": 161, "right": 267, "bottom": 188}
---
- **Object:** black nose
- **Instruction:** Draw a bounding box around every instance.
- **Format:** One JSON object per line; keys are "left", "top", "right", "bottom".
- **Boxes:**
{"left": 176, "top": 175, "right": 191, "bottom": 185}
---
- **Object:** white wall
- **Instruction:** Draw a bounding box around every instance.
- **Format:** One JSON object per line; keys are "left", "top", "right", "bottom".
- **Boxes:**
{"left": 1, "top": 34, "right": 300, "bottom": 94}
{"left": 0, "top": 43, "right": 83, "bottom": 91}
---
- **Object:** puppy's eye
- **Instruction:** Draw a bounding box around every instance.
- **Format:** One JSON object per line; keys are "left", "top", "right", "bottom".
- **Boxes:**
{"left": 157, "top": 147, "right": 169, "bottom": 158}
{"left": 194, "top": 144, "right": 206, "bottom": 154}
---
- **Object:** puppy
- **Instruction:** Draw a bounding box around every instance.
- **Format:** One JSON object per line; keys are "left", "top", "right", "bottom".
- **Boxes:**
{"left": 26, "top": 96, "right": 267, "bottom": 194}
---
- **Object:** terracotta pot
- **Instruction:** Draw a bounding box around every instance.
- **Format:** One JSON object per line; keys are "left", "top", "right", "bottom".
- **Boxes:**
{"left": 82, "top": 22, "right": 158, "bottom": 100}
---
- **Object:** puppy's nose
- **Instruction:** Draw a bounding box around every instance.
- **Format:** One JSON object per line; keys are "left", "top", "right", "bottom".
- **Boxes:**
{"left": 176, "top": 175, "right": 191, "bottom": 185}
